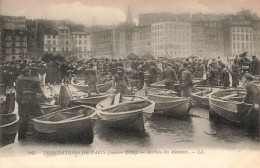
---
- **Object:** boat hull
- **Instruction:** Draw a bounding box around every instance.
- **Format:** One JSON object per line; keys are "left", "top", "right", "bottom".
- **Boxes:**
{"left": 100, "top": 111, "right": 152, "bottom": 132}
{"left": 148, "top": 95, "right": 190, "bottom": 116}
{"left": 0, "top": 113, "right": 19, "bottom": 147}
{"left": 35, "top": 119, "right": 95, "bottom": 143}
{"left": 72, "top": 82, "right": 112, "bottom": 93}
{"left": 191, "top": 92, "right": 209, "bottom": 108}
{"left": 33, "top": 106, "right": 97, "bottom": 143}
{"left": 209, "top": 95, "right": 253, "bottom": 125}
{"left": 98, "top": 97, "right": 155, "bottom": 132}
{"left": 69, "top": 94, "right": 110, "bottom": 107}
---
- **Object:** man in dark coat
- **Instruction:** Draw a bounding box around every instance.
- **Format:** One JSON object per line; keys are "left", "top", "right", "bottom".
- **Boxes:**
{"left": 243, "top": 73, "right": 260, "bottom": 138}
{"left": 84, "top": 63, "right": 99, "bottom": 96}
{"left": 163, "top": 63, "right": 177, "bottom": 90}
{"left": 221, "top": 66, "right": 230, "bottom": 88}
{"left": 207, "top": 63, "right": 219, "bottom": 86}
{"left": 250, "top": 56, "right": 260, "bottom": 76}
{"left": 179, "top": 62, "right": 193, "bottom": 97}
{"left": 16, "top": 67, "right": 47, "bottom": 140}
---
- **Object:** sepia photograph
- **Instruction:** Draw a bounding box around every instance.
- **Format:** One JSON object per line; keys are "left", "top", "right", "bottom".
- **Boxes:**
{"left": 0, "top": 0, "right": 260, "bottom": 167}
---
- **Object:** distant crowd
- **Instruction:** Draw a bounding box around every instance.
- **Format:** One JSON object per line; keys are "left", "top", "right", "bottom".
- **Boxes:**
{"left": 1, "top": 52, "right": 260, "bottom": 89}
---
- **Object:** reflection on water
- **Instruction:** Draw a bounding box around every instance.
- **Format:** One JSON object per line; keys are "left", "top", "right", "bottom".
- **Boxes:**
{"left": 94, "top": 119, "right": 151, "bottom": 148}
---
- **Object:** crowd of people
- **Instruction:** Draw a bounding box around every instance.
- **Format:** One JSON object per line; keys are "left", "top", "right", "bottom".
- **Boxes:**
{"left": 1, "top": 52, "right": 260, "bottom": 92}
{"left": 1, "top": 51, "right": 260, "bottom": 140}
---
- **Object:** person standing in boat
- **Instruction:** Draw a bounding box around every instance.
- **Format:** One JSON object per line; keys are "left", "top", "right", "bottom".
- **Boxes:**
{"left": 15, "top": 66, "right": 47, "bottom": 140}
{"left": 179, "top": 62, "right": 193, "bottom": 97}
{"left": 220, "top": 65, "right": 230, "bottom": 88}
{"left": 163, "top": 63, "right": 177, "bottom": 90}
{"left": 112, "top": 67, "right": 130, "bottom": 94}
{"left": 84, "top": 62, "right": 99, "bottom": 96}
{"left": 242, "top": 73, "right": 260, "bottom": 138}
{"left": 230, "top": 60, "right": 240, "bottom": 88}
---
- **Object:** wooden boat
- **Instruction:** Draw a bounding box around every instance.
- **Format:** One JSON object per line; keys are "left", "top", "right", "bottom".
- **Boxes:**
{"left": 0, "top": 113, "right": 19, "bottom": 147}
{"left": 33, "top": 105, "right": 98, "bottom": 143}
{"left": 40, "top": 103, "right": 61, "bottom": 114}
{"left": 191, "top": 86, "right": 221, "bottom": 108}
{"left": 71, "top": 79, "right": 112, "bottom": 93}
{"left": 135, "top": 85, "right": 178, "bottom": 97}
{"left": 209, "top": 89, "right": 254, "bottom": 125}
{"left": 96, "top": 94, "right": 155, "bottom": 132}
{"left": 135, "top": 85, "right": 190, "bottom": 116}
{"left": 147, "top": 94, "right": 191, "bottom": 117}
{"left": 150, "top": 79, "right": 205, "bottom": 91}
{"left": 69, "top": 93, "right": 111, "bottom": 107}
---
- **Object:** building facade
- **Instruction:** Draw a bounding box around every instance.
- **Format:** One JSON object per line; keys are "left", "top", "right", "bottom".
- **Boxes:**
{"left": 191, "top": 21, "right": 205, "bottom": 57}
{"left": 71, "top": 32, "right": 92, "bottom": 60}
{"left": 43, "top": 26, "right": 73, "bottom": 59}
{"left": 0, "top": 16, "right": 27, "bottom": 61}
{"left": 151, "top": 21, "right": 191, "bottom": 58}
{"left": 132, "top": 25, "right": 151, "bottom": 57}
{"left": 90, "top": 28, "right": 114, "bottom": 58}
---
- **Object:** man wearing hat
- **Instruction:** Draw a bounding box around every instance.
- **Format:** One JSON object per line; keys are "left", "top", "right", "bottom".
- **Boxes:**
{"left": 163, "top": 63, "right": 177, "bottom": 90}
{"left": 84, "top": 62, "right": 99, "bottom": 96}
{"left": 15, "top": 66, "right": 47, "bottom": 140}
{"left": 112, "top": 66, "right": 129, "bottom": 94}
{"left": 179, "top": 62, "right": 193, "bottom": 97}
{"left": 242, "top": 73, "right": 260, "bottom": 138}
{"left": 250, "top": 56, "right": 260, "bottom": 76}
{"left": 207, "top": 62, "right": 219, "bottom": 86}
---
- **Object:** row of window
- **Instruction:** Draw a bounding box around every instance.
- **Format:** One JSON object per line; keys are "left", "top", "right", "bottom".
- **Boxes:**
{"left": 152, "top": 37, "right": 190, "bottom": 43}
{"left": 4, "top": 36, "right": 26, "bottom": 41}
{"left": 231, "top": 27, "right": 252, "bottom": 33}
{"left": 2, "top": 48, "right": 25, "bottom": 54}
{"left": 45, "top": 40, "right": 69, "bottom": 45}
{"left": 46, "top": 35, "right": 70, "bottom": 39}
{"left": 72, "top": 35, "right": 88, "bottom": 38}
{"left": 73, "top": 40, "right": 87, "bottom": 45}
{"left": 152, "top": 23, "right": 190, "bottom": 31}
{"left": 46, "top": 47, "right": 69, "bottom": 52}
{"left": 232, "top": 42, "right": 253, "bottom": 50}
{"left": 232, "top": 33, "right": 252, "bottom": 41}
{"left": 152, "top": 31, "right": 190, "bottom": 37}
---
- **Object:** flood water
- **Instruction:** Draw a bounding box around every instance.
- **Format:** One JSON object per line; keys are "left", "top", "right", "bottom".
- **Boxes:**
{"left": 1, "top": 85, "right": 260, "bottom": 156}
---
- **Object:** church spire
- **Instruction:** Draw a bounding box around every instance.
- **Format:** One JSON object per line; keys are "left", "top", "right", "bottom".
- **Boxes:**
{"left": 126, "top": 5, "right": 133, "bottom": 25}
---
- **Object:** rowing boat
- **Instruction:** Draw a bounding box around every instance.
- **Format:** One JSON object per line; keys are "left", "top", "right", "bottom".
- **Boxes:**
{"left": 135, "top": 86, "right": 177, "bottom": 97}
{"left": 33, "top": 105, "right": 98, "bottom": 143}
{"left": 209, "top": 89, "right": 254, "bottom": 125}
{"left": 71, "top": 79, "right": 112, "bottom": 93}
{"left": 96, "top": 94, "right": 155, "bottom": 132}
{"left": 69, "top": 93, "right": 111, "bottom": 107}
{"left": 150, "top": 79, "right": 205, "bottom": 91}
{"left": 135, "top": 85, "right": 190, "bottom": 116}
{"left": 191, "top": 86, "right": 221, "bottom": 108}
{"left": 147, "top": 94, "right": 191, "bottom": 117}
{"left": 0, "top": 113, "right": 19, "bottom": 147}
